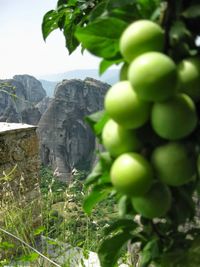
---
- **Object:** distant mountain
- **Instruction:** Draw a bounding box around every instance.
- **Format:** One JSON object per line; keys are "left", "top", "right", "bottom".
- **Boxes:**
{"left": 39, "top": 68, "right": 119, "bottom": 96}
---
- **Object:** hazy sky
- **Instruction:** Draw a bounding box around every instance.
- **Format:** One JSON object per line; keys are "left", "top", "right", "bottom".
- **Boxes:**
{"left": 0, "top": 0, "right": 101, "bottom": 79}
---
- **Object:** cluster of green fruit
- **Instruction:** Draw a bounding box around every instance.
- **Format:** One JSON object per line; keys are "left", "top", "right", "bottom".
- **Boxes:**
{"left": 102, "top": 20, "right": 200, "bottom": 219}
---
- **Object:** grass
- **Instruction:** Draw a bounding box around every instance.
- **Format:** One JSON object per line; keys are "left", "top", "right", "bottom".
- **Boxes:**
{"left": 40, "top": 167, "right": 118, "bottom": 251}
{"left": 0, "top": 166, "right": 118, "bottom": 266}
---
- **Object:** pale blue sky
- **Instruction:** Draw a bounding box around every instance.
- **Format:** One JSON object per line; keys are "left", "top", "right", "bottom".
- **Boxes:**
{"left": 0, "top": 0, "right": 101, "bottom": 79}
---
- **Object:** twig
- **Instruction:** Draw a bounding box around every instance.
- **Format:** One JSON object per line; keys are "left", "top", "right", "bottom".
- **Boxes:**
{"left": 0, "top": 227, "right": 61, "bottom": 267}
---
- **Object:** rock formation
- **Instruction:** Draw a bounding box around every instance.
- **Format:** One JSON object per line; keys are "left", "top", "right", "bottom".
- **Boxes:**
{"left": 37, "top": 78, "right": 110, "bottom": 182}
{"left": 0, "top": 79, "right": 27, "bottom": 122}
{"left": 36, "top": 96, "right": 52, "bottom": 114}
{"left": 0, "top": 75, "right": 47, "bottom": 124}
{"left": 0, "top": 74, "right": 110, "bottom": 182}
{"left": 13, "top": 74, "right": 46, "bottom": 104}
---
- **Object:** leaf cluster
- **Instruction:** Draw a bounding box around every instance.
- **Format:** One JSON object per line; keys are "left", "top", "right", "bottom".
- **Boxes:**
{"left": 42, "top": 0, "right": 164, "bottom": 73}
{"left": 42, "top": 0, "right": 200, "bottom": 73}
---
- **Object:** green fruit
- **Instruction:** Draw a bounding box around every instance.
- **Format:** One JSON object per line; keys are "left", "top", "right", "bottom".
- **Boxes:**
{"left": 128, "top": 52, "right": 178, "bottom": 101}
{"left": 151, "top": 142, "right": 196, "bottom": 186}
{"left": 178, "top": 57, "right": 200, "bottom": 101}
{"left": 120, "top": 20, "right": 164, "bottom": 63}
{"left": 110, "top": 152, "right": 154, "bottom": 196}
{"left": 151, "top": 94, "right": 197, "bottom": 140}
{"left": 104, "top": 81, "right": 151, "bottom": 129}
{"left": 102, "top": 119, "right": 141, "bottom": 157}
{"left": 119, "top": 63, "right": 129, "bottom": 81}
{"left": 132, "top": 182, "right": 171, "bottom": 219}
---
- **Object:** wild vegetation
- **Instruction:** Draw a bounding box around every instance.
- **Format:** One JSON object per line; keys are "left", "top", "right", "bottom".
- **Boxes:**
{"left": 0, "top": 167, "right": 118, "bottom": 266}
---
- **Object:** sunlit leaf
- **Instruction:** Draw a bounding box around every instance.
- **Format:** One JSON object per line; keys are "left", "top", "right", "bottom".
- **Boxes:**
{"left": 89, "top": 1, "right": 107, "bottom": 21}
{"left": 83, "top": 184, "right": 112, "bottom": 214}
{"left": 0, "top": 241, "right": 15, "bottom": 250}
{"left": 33, "top": 226, "right": 46, "bottom": 236}
{"left": 104, "top": 218, "right": 137, "bottom": 235}
{"left": 99, "top": 58, "right": 122, "bottom": 75}
{"left": 42, "top": 10, "right": 60, "bottom": 40}
{"left": 85, "top": 161, "right": 103, "bottom": 186}
{"left": 140, "top": 239, "right": 159, "bottom": 267}
{"left": 85, "top": 110, "right": 109, "bottom": 137}
{"left": 75, "top": 17, "right": 127, "bottom": 59}
{"left": 98, "top": 231, "right": 131, "bottom": 267}
{"left": 18, "top": 252, "right": 39, "bottom": 262}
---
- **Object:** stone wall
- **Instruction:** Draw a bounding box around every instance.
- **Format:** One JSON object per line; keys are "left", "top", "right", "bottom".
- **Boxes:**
{"left": 0, "top": 122, "right": 41, "bottom": 227}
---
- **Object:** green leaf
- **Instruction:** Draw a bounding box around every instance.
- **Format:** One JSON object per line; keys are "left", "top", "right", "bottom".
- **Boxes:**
{"left": 18, "top": 252, "right": 39, "bottom": 262}
{"left": 83, "top": 184, "right": 112, "bottom": 214}
{"left": 89, "top": 1, "right": 107, "bottom": 21}
{"left": 42, "top": 10, "right": 60, "bottom": 40}
{"left": 85, "top": 110, "right": 105, "bottom": 127}
{"left": 33, "top": 226, "right": 46, "bottom": 236}
{"left": 46, "top": 239, "right": 59, "bottom": 245}
{"left": 150, "top": 6, "right": 162, "bottom": 21}
{"left": 140, "top": 239, "right": 159, "bottom": 267}
{"left": 170, "top": 20, "right": 192, "bottom": 45}
{"left": 85, "top": 152, "right": 112, "bottom": 187}
{"left": 75, "top": 17, "right": 127, "bottom": 59}
{"left": 118, "top": 196, "right": 128, "bottom": 217}
{"left": 85, "top": 161, "right": 103, "bottom": 186}
{"left": 64, "top": 22, "right": 79, "bottom": 54}
{"left": 182, "top": 5, "right": 200, "bottom": 19}
{"left": 107, "top": 0, "right": 136, "bottom": 10}
{"left": 99, "top": 151, "right": 113, "bottom": 169}
{"left": 94, "top": 112, "right": 109, "bottom": 137}
{"left": 136, "top": 0, "right": 161, "bottom": 19}
{"left": 99, "top": 58, "right": 122, "bottom": 75}
{"left": 85, "top": 110, "right": 109, "bottom": 137}
{"left": 104, "top": 218, "right": 137, "bottom": 235}
{"left": 98, "top": 231, "right": 131, "bottom": 267}
{"left": 0, "top": 241, "right": 15, "bottom": 250}
{"left": 57, "top": 0, "right": 68, "bottom": 7}
{"left": 98, "top": 171, "right": 111, "bottom": 184}
{"left": 169, "top": 20, "right": 197, "bottom": 60}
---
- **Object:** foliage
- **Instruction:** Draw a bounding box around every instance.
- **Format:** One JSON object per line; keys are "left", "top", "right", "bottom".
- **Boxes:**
{"left": 42, "top": 0, "right": 200, "bottom": 72}
{"left": 0, "top": 170, "right": 48, "bottom": 266}
{"left": 0, "top": 167, "right": 119, "bottom": 265}
{"left": 40, "top": 166, "right": 118, "bottom": 252}
{"left": 43, "top": 1, "right": 200, "bottom": 267}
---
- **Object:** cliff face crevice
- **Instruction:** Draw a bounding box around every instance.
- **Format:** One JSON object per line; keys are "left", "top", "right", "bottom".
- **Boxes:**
{"left": 37, "top": 78, "right": 110, "bottom": 181}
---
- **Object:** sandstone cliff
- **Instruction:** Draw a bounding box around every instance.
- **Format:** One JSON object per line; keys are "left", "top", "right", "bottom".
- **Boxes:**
{"left": 37, "top": 78, "right": 110, "bottom": 182}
